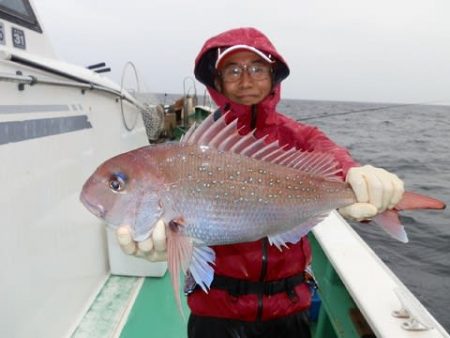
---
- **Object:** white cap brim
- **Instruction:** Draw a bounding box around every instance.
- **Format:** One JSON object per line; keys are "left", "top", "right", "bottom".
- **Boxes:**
{"left": 215, "top": 44, "right": 274, "bottom": 69}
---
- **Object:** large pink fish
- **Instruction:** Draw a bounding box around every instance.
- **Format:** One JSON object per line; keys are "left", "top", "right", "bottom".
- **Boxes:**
{"left": 80, "top": 112, "right": 445, "bottom": 312}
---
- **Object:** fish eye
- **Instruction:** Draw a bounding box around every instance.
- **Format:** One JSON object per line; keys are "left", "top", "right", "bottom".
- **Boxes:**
{"left": 108, "top": 172, "right": 127, "bottom": 192}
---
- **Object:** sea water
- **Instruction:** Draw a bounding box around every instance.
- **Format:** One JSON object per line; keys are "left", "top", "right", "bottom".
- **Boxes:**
{"left": 280, "top": 99, "right": 450, "bottom": 331}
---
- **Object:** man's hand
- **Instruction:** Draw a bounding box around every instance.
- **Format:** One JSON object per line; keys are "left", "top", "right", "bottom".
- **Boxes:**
{"left": 339, "top": 165, "right": 404, "bottom": 221}
{"left": 116, "top": 219, "right": 167, "bottom": 261}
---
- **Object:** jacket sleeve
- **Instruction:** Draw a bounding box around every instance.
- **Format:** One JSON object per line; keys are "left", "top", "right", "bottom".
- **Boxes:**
{"left": 277, "top": 114, "right": 358, "bottom": 177}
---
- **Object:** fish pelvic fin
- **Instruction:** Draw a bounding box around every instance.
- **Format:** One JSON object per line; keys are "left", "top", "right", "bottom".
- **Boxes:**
{"left": 181, "top": 111, "right": 343, "bottom": 180}
{"left": 166, "top": 222, "right": 193, "bottom": 319}
{"left": 166, "top": 222, "right": 216, "bottom": 317}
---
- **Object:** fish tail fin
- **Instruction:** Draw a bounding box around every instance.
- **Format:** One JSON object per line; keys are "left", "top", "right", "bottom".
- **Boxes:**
{"left": 373, "top": 210, "right": 408, "bottom": 243}
{"left": 394, "top": 191, "right": 446, "bottom": 211}
{"left": 166, "top": 226, "right": 193, "bottom": 320}
{"left": 373, "top": 192, "right": 446, "bottom": 243}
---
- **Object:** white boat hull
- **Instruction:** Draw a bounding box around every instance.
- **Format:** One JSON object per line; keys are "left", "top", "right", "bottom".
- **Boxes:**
{"left": 0, "top": 55, "right": 153, "bottom": 338}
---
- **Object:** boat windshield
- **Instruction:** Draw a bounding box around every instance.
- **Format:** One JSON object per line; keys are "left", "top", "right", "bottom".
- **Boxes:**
{"left": 0, "top": 0, "right": 41, "bottom": 32}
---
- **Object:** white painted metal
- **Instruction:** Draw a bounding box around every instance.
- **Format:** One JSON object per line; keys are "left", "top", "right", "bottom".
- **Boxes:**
{"left": 313, "top": 211, "right": 450, "bottom": 337}
{"left": 0, "top": 6, "right": 54, "bottom": 58}
{"left": 393, "top": 287, "right": 436, "bottom": 331}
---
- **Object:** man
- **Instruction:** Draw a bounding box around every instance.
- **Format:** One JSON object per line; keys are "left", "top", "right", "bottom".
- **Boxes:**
{"left": 117, "top": 27, "right": 404, "bottom": 337}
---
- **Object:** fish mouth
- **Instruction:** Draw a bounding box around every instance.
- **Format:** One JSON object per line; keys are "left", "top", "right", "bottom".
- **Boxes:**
{"left": 80, "top": 194, "right": 106, "bottom": 219}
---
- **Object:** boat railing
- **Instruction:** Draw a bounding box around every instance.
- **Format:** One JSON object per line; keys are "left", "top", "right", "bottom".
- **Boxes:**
{"left": 0, "top": 58, "right": 148, "bottom": 113}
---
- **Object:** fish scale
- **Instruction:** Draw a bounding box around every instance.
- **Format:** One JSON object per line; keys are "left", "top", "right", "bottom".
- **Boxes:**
{"left": 153, "top": 144, "right": 355, "bottom": 245}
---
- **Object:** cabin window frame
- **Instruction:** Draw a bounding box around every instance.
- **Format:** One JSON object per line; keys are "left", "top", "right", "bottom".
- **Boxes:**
{"left": 0, "top": 0, "right": 42, "bottom": 33}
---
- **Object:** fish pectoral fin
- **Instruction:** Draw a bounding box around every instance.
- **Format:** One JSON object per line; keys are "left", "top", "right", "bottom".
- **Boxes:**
{"left": 268, "top": 215, "right": 328, "bottom": 250}
{"left": 189, "top": 245, "right": 216, "bottom": 292}
{"left": 167, "top": 229, "right": 194, "bottom": 318}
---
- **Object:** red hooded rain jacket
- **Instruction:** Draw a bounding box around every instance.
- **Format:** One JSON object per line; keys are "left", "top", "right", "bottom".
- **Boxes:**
{"left": 189, "top": 27, "right": 357, "bottom": 321}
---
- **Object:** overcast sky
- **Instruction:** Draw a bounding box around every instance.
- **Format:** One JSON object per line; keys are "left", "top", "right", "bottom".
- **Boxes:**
{"left": 34, "top": 0, "right": 450, "bottom": 104}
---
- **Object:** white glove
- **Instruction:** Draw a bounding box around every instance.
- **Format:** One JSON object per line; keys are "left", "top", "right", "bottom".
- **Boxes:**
{"left": 339, "top": 165, "right": 404, "bottom": 221}
{"left": 116, "top": 219, "right": 167, "bottom": 261}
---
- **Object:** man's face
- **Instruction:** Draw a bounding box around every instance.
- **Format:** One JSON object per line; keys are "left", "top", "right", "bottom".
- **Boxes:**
{"left": 217, "top": 51, "right": 273, "bottom": 106}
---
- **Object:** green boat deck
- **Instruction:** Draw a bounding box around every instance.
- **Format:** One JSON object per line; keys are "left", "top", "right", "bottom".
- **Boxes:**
{"left": 73, "top": 233, "right": 375, "bottom": 338}
{"left": 121, "top": 276, "right": 189, "bottom": 338}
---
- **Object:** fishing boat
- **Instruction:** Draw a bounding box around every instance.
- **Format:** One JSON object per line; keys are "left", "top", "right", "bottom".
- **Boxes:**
{"left": 1, "top": 1, "right": 448, "bottom": 337}
{"left": 0, "top": 1, "right": 169, "bottom": 337}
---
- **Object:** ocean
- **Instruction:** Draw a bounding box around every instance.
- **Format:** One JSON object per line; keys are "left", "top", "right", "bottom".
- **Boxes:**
{"left": 278, "top": 99, "right": 450, "bottom": 332}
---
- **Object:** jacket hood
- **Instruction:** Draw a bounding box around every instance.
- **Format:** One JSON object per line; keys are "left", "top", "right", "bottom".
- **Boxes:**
{"left": 194, "top": 27, "right": 290, "bottom": 135}
{"left": 195, "top": 27, "right": 289, "bottom": 89}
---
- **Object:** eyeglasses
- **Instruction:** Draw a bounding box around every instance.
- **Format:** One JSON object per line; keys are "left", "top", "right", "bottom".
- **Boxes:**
{"left": 219, "top": 63, "right": 272, "bottom": 83}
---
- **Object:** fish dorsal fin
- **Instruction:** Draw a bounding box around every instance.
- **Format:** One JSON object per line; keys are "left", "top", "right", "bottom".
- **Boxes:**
{"left": 182, "top": 112, "right": 342, "bottom": 180}
{"left": 180, "top": 121, "right": 197, "bottom": 143}
{"left": 181, "top": 110, "right": 228, "bottom": 145}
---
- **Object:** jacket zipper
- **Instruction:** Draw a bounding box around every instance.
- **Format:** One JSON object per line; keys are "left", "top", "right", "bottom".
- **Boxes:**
{"left": 251, "top": 104, "right": 257, "bottom": 129}
{"left": 252, "top": 104, "right": 266, "bottom": 321}
{"left": 256, "top": 237, "right": 269, "bottom": 321}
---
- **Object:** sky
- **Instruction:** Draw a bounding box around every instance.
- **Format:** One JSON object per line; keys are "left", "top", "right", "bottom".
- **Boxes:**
{"left": 33, "top": 0, "right": 450, "bottom": 104}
